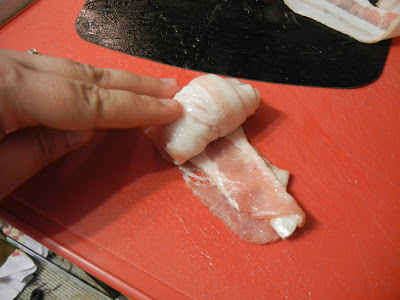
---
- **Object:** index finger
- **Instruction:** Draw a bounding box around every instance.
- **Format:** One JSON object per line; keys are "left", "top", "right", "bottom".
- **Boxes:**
{"left": 0, "top": 48, "right": 181, "bottom": 99}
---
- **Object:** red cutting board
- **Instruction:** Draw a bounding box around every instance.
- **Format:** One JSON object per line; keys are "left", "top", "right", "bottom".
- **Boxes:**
{"left": 1, "top": 1, "right": 400, "bottom": 299}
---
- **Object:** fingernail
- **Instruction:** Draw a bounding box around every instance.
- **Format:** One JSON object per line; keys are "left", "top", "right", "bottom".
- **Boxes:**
{"left": 66, "top": 130, "right": 95, "bottom": 147}
{"left": 160, "top": 78, "right": 179, "bottom": 87}
{"left": 159, "top": 99, "right": 181, "bottom": 109}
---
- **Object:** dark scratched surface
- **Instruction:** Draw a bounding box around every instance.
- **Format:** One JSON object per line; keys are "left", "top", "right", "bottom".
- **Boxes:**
{"left": 76, "top": 0, "right": 390, "bottom": 88}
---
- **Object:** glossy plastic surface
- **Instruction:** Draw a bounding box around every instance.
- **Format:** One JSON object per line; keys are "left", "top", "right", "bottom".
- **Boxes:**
{"left": 0, "top": 0, "right": 399, "bottom": 299}
{"left": 75, "top": 0, "right": 391, "bottom": 88}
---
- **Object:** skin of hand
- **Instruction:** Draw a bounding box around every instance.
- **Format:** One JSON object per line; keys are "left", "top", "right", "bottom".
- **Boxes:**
{"left": 0, "top": 48, "right": 182, "bottom": 200}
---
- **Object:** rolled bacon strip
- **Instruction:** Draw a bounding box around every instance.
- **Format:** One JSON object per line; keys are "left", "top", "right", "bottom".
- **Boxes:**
{"left": 146, "top": 74, "right": 260, "bottom": 165}
{"left": 284, "top": 0, "right": 400, "bottom": 43}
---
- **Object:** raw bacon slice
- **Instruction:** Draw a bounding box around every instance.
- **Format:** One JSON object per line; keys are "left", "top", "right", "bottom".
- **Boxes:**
{"left": 283, "top": 0, "right": 400, "bottom": 43}
{"left": 180, "top": 127, "right": 305, "bottom": 244}
{"left": 146, "top": 74, "right": 260, "bottom": 165}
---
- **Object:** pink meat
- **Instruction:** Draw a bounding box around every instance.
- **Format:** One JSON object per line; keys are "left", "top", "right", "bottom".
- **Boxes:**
{"left": 182, "top": 164, "right": 281, "bottom": 244}
{"left": 328, "top": 0, "right": 397, "bottom": 30}
{"left": 180, "top": 128, "right": 306, "bottom": 244}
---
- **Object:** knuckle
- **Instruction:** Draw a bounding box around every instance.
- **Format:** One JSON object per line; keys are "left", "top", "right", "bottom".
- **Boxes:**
{"left": 130, "top": 97, "right": 154, "bottom": 126}
{"left": 70, "top": 61, "right": 107, "bottom": 84}
{"left": 82, "top": 63, "right": 107, "bottom": 84}
{"left": 77, "top": 83, "right": 110, "bottom": 125}
{"left": 137, "top": 96, "right": 151, "bottom": 112}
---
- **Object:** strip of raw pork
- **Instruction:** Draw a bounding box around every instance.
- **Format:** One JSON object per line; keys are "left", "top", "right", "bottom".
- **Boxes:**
{"left": 147, "top": 74, "right": 305, "bottom": 244}
{"left": 283, "top": 0, "right": 400, "bottom": 43}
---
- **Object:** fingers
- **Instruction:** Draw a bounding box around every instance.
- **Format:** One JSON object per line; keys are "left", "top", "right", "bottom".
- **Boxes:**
{"left": 0, "top": 48, "right": 180, "bottom": 99}
{"left": 0, "top": 126, "right": 94, "bottom": 200}
{"left": 3, "top": 68, "right": 182, "bottom": 130}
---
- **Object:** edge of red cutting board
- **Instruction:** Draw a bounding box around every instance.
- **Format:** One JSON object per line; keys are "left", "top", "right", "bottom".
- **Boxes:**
{"left": 0, "top": 0, "right": 39, "bottom": 29}
{"left": 0, "top": 196, "right": 189, "bottom": 300}
{"left": 0, "top": 0, "right": 400, "bottom": 299}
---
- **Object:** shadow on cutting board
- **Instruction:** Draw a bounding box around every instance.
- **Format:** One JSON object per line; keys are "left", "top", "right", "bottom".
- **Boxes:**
{"left": 9, "top": 129, "right": 181, "bottom": 238}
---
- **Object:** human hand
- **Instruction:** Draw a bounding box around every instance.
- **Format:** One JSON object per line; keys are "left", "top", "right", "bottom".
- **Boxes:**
{"left": 0, "top": 48, "right": 182, "bottom": 200}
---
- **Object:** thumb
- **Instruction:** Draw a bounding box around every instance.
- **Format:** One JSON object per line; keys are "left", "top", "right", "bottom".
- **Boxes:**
{"left": 0, "top": 126, "right": 94, "bottom": 200}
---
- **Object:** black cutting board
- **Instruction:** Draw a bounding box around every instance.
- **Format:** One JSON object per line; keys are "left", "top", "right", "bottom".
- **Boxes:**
{"left": 76, "top": 0, "right": 391, "bottom": 88}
